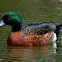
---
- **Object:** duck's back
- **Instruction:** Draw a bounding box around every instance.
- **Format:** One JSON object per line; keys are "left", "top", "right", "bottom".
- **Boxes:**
{"left": 22, "top": 22, "right": 56, "bottom": 36}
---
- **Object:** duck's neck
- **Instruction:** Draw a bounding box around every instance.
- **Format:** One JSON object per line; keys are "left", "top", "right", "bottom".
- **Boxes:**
{"left": 11, "top": 24, "right": 22, "bottom": 32}
{"left": 55, "top": 23, "right": 62, "bottom": 38}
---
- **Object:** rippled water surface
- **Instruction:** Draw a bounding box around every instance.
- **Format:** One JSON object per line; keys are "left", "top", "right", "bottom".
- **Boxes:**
{"left": 0, "top": 0, "right": 62, "bottom": 62}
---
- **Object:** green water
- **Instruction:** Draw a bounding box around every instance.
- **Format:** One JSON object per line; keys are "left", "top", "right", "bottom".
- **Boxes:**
{"left": 0, "top": 0, "right": 62, "bottom": 62}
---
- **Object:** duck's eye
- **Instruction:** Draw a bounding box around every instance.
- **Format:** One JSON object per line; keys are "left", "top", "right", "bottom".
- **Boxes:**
{"left": 8, "top": 15, "right": 12, "bottom": 18}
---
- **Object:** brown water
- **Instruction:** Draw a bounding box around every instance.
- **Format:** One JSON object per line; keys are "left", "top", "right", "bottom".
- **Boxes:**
{"left": 0, "top": 0, "right": 62, "bottom": 62}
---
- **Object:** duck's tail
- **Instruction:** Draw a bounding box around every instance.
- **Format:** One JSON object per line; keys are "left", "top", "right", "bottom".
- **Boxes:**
{"left": 55, "top": 23, "right": 62, "bottom": 38}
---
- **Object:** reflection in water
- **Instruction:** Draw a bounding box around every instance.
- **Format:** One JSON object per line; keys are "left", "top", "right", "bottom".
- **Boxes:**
{"left": 56, "top": 43, "right": 62, "bottom": 62}
{"left": 7, "top": 45, "right": 56, "bottom": 62}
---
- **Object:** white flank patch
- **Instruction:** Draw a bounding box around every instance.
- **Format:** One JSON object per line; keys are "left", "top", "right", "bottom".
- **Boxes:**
{"left": 52, "top": 33, "right": 57, "bottom": 48}
{"left": 53, "top": 33, "right": 57, "bottom": 42}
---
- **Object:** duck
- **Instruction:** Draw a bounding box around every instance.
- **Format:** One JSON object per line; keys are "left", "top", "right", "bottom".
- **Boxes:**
{"left": 0, "top": 12, "right": 61, "bottom": 46}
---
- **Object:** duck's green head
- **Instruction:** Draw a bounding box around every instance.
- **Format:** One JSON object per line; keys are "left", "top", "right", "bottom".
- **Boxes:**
{"left": 0, "top": 12, "right": 22, "bottom": 32}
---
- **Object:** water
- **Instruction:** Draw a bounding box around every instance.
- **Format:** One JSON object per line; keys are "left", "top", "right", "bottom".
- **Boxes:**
{"left": 0, "top": 46, "right": 57, "bottom": 62}
{"left": 0, "top": 0, "right": 62, "bottom": 62}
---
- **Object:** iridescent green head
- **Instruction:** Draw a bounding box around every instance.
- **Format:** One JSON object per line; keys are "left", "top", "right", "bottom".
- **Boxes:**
{"left": 0, "top": 12, "right": 22, "bottom": 32}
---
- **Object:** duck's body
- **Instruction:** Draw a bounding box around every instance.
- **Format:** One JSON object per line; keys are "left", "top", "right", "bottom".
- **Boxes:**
{"left": 0, "top": 12, "right": 62, "bottom": 46}
{"left": 7, "top": 22, "right": 55, "bottom": 46}
{"left": 7, "top": 30, "right": 54, "bottom": 46}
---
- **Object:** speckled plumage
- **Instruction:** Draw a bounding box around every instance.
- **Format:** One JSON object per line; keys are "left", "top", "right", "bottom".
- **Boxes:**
{"left": 22, "top": 22, "right": 56, "bottom": 36}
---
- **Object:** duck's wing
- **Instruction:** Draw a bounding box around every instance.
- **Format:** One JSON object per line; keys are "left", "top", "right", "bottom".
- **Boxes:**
{"left": 22, "top": 22, "right": 56, "bottom": 36}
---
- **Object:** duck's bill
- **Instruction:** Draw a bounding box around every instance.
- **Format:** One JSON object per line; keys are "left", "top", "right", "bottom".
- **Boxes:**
{"left": 0, "top": 20, "right": 5, "bottom": 26}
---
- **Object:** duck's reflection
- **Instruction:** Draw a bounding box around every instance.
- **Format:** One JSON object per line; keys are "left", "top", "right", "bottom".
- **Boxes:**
{"left": 7, "top": 45, "right": 56, "bottom": 62}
